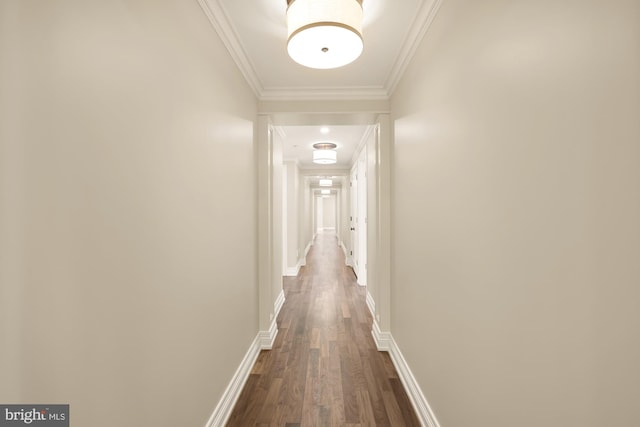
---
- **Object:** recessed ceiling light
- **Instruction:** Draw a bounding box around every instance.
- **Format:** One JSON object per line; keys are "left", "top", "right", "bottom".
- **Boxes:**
{"left": 319, "top": 179, "right": 332, "bottom": 187}
{"left": 320, "top": 127, "right": 330, "bottom": 134}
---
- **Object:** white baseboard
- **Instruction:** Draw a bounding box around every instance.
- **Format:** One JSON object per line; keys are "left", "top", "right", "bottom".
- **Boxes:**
{"left": 302, "top": 241, "right": 312, "bottom": 265}
{"left": 206, "top": 291, "right": 286, "bottom": 425}
{"left": 274, "top": 289, "right": 285, "bottom": 320}
{"left": 340, "top": 242, "right": 348, "bottom": 260}
{"left": 205, "top": 335, "right": 261, "bottom": 427}
{"left": 285, "top": 256, "right": 306, "bottom": 276}
{"left": 366, "top": 291, "right": 375, "bottom": 319}
{"left": 372, "top": 319, "right": 392, "bottom": 351}
{"left": 259, "top": 317, "right": 278, "bottom": 350}
{"left": 372, "top": 320, "right": 441, "bottom": 427}
{"left": 209, "top": 273, "right": 289, "bottom": 426}
{"left": 284, "top": 265, "right": 300, "bottom": 277}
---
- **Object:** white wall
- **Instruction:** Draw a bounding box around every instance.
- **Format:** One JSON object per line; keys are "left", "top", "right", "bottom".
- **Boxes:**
{"left": 0, "top": 1, "right": 258, "bottom": 426}
{"left": 271, "top": 130, "right": 284, "bottom": 302}
{"left": 390, "top": 1, "right": 640, "bottom": 426}
{"left": 283, "top": 161, "right": 301, "bottom": 275}
{"left": 339, "top": 183, "right": 350, "bottom": 256}
{"left": 299, "top": 177, "right": 313, "bottom": 256}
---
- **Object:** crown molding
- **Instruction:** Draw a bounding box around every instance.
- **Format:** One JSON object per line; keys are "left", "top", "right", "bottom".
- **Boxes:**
{"left": 385, "top": 0, "right": 445, "bottom": 97}
{"left": 198, "top": 0, "right": 444, "bottom": 102}
{"left": 197, "top": 0, "right": 263, "bottom": 98}
{"left": 259, "top": 86, "right": 389, "bottom": 102}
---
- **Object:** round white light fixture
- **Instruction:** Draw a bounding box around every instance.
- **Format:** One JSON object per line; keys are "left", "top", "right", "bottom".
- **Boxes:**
{"left": 319, "top": 179, "right": 333, "bottom": 187}
{"left": 286, "top": 0, "right": 364, "bottom": 69}
{"left": 312, "top": 142, "right": 338, "bottom": 165}
{"left": 313, "top": 150, "right": 337, "bottom": 164}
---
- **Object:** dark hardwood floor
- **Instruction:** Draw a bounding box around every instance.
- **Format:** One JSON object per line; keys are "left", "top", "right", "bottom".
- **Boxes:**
{"left": 227, "top": 232, "right": 421, "bottom": 426}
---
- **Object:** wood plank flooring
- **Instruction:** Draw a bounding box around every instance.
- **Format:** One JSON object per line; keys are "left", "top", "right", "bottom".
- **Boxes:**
{"left": 227, "top": 232, "right": 420, "bottom": 426}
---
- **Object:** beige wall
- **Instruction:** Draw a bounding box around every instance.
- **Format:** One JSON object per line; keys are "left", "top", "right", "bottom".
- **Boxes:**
{"left": 0, "top": 1, "right": 258, "bottom": 426}
{"left": 390, "top": 0, "right": 640, "bottom": 426}
{"left": 283, "top": 161, "right": 300, "bottom": 273}
{"left": 299, "top": 177, "right": 312, "bottom": 258}
{"left": 271, "top": 129, "right": 284, "bottom": 302}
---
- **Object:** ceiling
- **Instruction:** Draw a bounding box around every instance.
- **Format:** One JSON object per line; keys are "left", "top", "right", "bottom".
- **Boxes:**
{"left": 280, "top": 124, "right": 371, "bottom": 170}
{"left": 197, "top": 0, "right": 442, "bottom": 177}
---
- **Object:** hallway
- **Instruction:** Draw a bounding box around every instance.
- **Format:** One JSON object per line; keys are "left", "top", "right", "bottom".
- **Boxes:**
{"left": 227, "top": 233, "right": 420, "bottom": 426}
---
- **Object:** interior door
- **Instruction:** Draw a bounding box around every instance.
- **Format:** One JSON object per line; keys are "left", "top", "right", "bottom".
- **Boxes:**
{"left": 350, "top": 166, "right": 358, "bottom": 276}
{"left": 357, "top": 151, "right": 367, "bottom": 286}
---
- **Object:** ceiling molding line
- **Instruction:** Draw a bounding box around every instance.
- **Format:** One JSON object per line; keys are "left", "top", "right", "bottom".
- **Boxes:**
{"left": 384, "top": 0, "right": 444, "bottom": 97}
{"left": 259, "top": 86, "right": 389, "bottom": 102}
{"left": 197, "top": 0, "right": 264, "bottom": 98}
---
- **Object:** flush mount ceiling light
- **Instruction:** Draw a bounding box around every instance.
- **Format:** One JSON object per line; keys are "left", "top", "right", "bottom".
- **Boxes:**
{"left": 321, "top": 189, "right": 330, "bottom": 195}
{"left": 312, "top": 142, "right": 337, "bottom": 165}
{"left": 319, "top": 179, "right": 333, "bottom": 187}
{"left": 286, "top": 0, "right": 364, "bottom": 69}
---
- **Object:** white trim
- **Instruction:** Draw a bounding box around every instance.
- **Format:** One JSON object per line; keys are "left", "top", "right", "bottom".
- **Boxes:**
{"left": 366, "top": 291, "right": 375, "bottom": 319}
{"left": 259, "top": 290, "right": 284, "bottom": 350}
{"left": 344, "top": 239, "right": 354, "bottom": 267}
{"left": 340, "top": 241, "right": 349, "bottom": 260}
{"left": 371, "top": 321, "right": 441, "bottom": 427}
{"left": 259, "top": 317, "right": 279, "bottom": 350}
{"left": 197, "top": 0, "right": 444, "bottom": 101}
{"left": 274, "top": 290, "right": 285, "bottom": 320}
{"left": 388, "top": 337, "right": 441, "bottom": 427}
{"left": 284, "top": 266, "right": 300, "bottom": 277}
{"left": 205, "top": 335, "right": 261, "bottom": 427}
{"left": 260, "top": 86, "right": 389, "bottom": 101}
{"left": 299, "top": 242, "right": 312, "bottom": 268}
{"left": 196, "top": 0, "right": 263, "bottom": 97}
{"left": 385, "top": 0, "right": 444, "bottom": 97}
{"left": 372, "top": 319, "right": 392, "bottom": 351}
{"left": 285, "top": 247, "right": 309, "bottom": 276}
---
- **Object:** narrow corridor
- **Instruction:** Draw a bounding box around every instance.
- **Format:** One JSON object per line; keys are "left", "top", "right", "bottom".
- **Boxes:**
{"left": 227, "top": 232, "right": 420, "bottom": 426}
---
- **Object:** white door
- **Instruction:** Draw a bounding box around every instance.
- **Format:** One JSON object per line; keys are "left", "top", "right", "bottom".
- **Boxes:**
{"left": 357, "top": 150, "right": 367, "bottom": 286}
{"left": 350, "top": 166, "right": 358, "bottom": 275}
